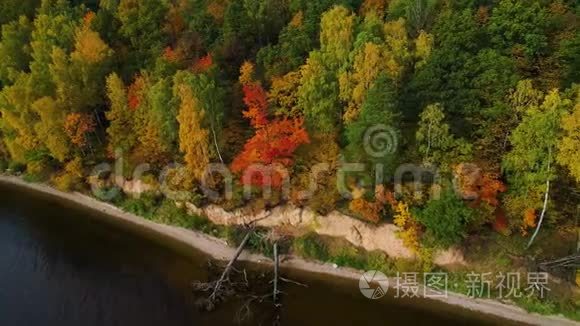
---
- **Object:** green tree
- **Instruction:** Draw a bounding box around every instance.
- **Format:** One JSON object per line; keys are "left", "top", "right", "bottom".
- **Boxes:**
{"left": 297, "top": 51, "right": 341, "bottom": 133}
{"left": 488, "top": 0, "right": 548, "bottom": 58}
{"left": 503, "top": 89, "right": 568, "bottom": 246}
{"left": 0, "top": 0, "right": 39, "bottom": 26}
{"left": 148, "top": 77, "right": 178, "bottom": 151}
{"left": 559, "top": 31, "right": 580, "bottom": 88}
{"left": 416, "top": 187, "right": 475, "bottom": 248}
{"left": 29, "top": 0, "right": 81, "bottom": 97}
{"left": 344, "top": 74, "right": 400, "bottom": 172}
{"left": 0, "top": 17, "right": 33, "bottom": 85}
{"left": 416, "top": 104, "right": 472, "bottom": 169}
{"left": 116, "top": 0, "right": 169, "bottom": 70}
{"left": 388, "top": 0, "right": 438, "bottom": 33}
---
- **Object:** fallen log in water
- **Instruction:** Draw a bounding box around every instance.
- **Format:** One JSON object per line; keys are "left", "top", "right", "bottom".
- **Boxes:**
{"left": 209, "top": 226, "right": 255, "bottom": 302}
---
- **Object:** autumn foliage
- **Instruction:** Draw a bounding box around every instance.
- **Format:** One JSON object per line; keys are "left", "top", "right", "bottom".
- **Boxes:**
{"left": 348, "top": 197, "right": 382, "bottom": 223}
{"left": 393, "top": 201, "right": 422, "bottom": 252}
{"left": 521, "top": 208, "right": 537, "bottom": 235}
{"left": 231, "top": 82, "right": 309, "bottom": 188}
{"left": 454, "top": 164, "right": 506, "bottom": 207}
{"left": 127, "top": 76, "right": 146, "bottom": 110}
{"left": 163, "top": 47, "right": 180, "bottom": 62}
{"left": 64, "top": 113, "right": 95, "bottom": 148}
{"left": 192, "top": 54, "right": 213, "bottom": 73}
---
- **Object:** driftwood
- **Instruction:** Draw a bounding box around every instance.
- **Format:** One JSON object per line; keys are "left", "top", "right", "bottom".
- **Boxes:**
{"left": 193, "top": 226, "right": 255, "bottom": 310}
{"left": 193, "top": 226, "right": 307, "bottom": 323}
{"left": 273, "top": 242, "right": 279, "bottom": 304}
{"left": 209, "top": 227, "right": 254, "bottom": 302}
{"left": 539, "top": 254, "right": 580, "bottom": 269}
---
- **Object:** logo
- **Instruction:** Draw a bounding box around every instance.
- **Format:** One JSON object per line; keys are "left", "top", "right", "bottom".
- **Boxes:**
{"left": 363, "top": 124, "right": 398, "bottom": 158}
{"left": 359, "top": 270, "right": 389, "bottom": 299}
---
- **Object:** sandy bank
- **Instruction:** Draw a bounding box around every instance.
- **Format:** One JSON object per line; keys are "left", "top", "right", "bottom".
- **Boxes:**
{"left": 0, "top": 175, "right": 577, "bottom": 326}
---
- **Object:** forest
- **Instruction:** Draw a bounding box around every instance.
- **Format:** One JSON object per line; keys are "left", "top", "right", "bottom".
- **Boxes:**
{"left": 0, "top": 0, "right": 579, "bottom": 307}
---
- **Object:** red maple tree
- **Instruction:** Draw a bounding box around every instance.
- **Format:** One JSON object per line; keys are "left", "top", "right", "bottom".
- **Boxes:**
{"left": 192, "top": 53, "right": 213, "bottom": 73}
{"left": 163, "top": 46, "right": 179, "bottom": 62}
{"left": 231, "top": 83, "right": 309, "bottom": 187}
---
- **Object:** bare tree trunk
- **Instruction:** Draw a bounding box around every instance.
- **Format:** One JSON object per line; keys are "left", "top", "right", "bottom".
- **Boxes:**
{"left": 425, "top": 122, "right": 432, "bottom": 163}
{"left": 273, "top": 242, "right": 279, "bottom": 304}
{"left": 576, "top": 205, "right": 580, "bottom": 252}
{"left": 210, "top": 228, "right": 254, "bottom": 301}
{"left": 527, "top": 179, "right": 550, "bottom": 249}
{"left": 210, "top": 122, "right": 224, "bottom": 164}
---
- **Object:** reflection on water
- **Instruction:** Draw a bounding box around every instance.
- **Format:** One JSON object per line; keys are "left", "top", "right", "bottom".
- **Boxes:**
{"left": 0, "top": 183, "right": 519, "bottom": 325}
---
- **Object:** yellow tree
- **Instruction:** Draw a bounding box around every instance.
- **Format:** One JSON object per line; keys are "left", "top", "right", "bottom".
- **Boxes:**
{"left": 320, "top": 6, "right": 356, "bottom": 68}
{"left": 268, "top": 70, "right": 302, "bottom": 118}
{"left": 130, "top": 74, "right": 171, "bottom": 166}
{"left": 239, "top": 61, "right": 255, "bottom": 86}
{"left": 557, "top": 91, "right": 580, "bottom": 183}
{"left": 50, "top": 16, "right": 113, "bottom": 112}
{"left": 414, "top": 30, "right": 433, "bottom": 69}
{"left": 105, "top": 73, "right": 136, "bottom": 155}
{"left": 383, "top": 18, "right": 410, "bottom": 81}
{"left": 0, "top": 74, "right": 42, "bottom": 162}
{"left": 31, "top": 96, "right": 70, "bottom": 162}
{"left": 340, "top": 42, "right": 385, "bottom": 122}
{"left": 175, "top": 83, "right": 209, "bottom": 184}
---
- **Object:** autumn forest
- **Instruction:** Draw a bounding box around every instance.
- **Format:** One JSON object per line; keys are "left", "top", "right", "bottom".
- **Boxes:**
{"left": 0, "top": 0, "right": 579, "bottom": 313}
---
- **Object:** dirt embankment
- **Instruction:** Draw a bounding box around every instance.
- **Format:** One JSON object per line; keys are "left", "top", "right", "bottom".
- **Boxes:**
{"left": 185, "top": 202, "right": 466, "bottom": 266}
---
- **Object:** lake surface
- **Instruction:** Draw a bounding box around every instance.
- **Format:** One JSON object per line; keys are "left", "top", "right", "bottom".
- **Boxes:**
{"left": 0, "top": 182, "right": 521, "bottom": 325}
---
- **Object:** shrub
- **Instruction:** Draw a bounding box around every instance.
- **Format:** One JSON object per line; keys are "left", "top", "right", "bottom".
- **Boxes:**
{"left": 416, "top": 188, "right": 475, "bottom": 248}
{"left": 0, "top": 159, "right": 7, "bottom": 172}
{"left": 24, "top": 159, "right": 52, "bottom": 182}
{"left": 366, "top": 251, "right": 396, "bottom": 275}
{"left": 292, "top": 233, "right": 329, "bottom": 261}
{"left": 53, "top": 157, "right": 84, "bottom": 192}
{"left": 393, "top": 201, "right": 422, "bottom": 252}
{"left": 120, "top": 192, "right": 161, "bottom": 218}
{"left": 348, "top": 197, "right": 382, "bottom": 223}
{"left": 7, "top": 161, "right": 25, "bottom": 173}
{"left": 330, "top": 246, "right": 366, "bottom": 269}
{"left": 154, "top": 200, "right": 195, "bottom": 228}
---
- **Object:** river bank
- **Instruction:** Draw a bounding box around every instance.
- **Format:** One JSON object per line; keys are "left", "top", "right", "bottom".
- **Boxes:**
{"left": 0, "top": 175, "right": 577, "bottom": 326}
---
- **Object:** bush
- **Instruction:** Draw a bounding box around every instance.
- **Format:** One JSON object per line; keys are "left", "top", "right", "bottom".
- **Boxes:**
{"left": 53, "top": 157, "right": 84, "bottom": 192}
{"left": 120, "top": 192, "right": 161, "bottom": 218}
{"left": 292, "top": 233, "right": 329, "bottom": 261}
{"left": 348, "top": 197, "right": 382, "bottom": 223}
{"left": 7, "top": 161, "right": 25, "bottom": 174}
{"left": 416, "top": 188, "right": 475, "bottom": 248}
{"left": 0, "top": 159, "right": 7, "bottom": 172}
{"left": 154, "top": 200, "right": 195, "bottom": 228}
{"left": 329, "top": 246, "right": 366, "bottom": 269}
{"left": 24, "top": 159, "right": 52, "bottom": 182}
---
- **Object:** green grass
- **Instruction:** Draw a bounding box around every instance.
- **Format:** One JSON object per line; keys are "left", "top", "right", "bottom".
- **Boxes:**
{"left": 292, "top": 233, "right": 329, "bottom": 261}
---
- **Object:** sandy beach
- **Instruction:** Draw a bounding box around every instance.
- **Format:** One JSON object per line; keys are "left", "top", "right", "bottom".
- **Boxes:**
{"left": 0, "top": 175, "right": 577, "bottom": 326}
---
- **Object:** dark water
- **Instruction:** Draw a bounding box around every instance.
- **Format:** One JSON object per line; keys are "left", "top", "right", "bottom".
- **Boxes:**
{"left": 0, "top": 182, "right": 520, "bottom": 326}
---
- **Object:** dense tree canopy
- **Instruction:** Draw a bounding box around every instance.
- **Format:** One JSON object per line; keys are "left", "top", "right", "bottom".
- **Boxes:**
{"left": 0, "top": 0, "right": 578, "bottom": 253}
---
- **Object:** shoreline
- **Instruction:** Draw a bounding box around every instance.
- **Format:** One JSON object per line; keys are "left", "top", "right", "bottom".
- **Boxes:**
{"left": 0, "top": 175, "right": 577, "bottom": 326}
